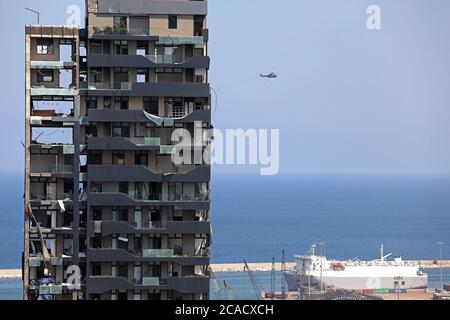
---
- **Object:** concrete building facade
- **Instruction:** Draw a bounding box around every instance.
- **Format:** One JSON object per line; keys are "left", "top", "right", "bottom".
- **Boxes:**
{"left": 24, "top": 0, "right": 211, "bottom": 300}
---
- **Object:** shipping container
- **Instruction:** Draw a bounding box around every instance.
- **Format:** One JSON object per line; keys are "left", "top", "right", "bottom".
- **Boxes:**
{"left": 374, "top": 289, "right": 390, "bottom": 294}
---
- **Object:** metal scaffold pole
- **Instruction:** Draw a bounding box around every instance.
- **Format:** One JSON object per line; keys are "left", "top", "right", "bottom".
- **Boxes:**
{"left": 281, "top": 250, "right": 286, "bottom": 300}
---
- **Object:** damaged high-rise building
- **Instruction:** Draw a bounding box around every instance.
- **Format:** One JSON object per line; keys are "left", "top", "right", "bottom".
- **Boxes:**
{"left": 24, "top": 0, "right": 211, "bottom": 300}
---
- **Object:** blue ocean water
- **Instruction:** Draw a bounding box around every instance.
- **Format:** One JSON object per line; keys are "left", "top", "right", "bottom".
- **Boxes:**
{"left": 0, "top": 172, "right": 23, "bottom": 269}
{"left": 1, "top": 173, "right": 450, "bottom": 300}
{"left": 212, "top": 174, "right": 450, "bottom": 263}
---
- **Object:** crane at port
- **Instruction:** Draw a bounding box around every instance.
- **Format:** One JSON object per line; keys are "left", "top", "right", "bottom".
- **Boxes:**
{"left": 209, "top": 267, "right": 223, "bottom": 300}
{"left": 281, "top": 250, "right": 286, "bottom": 300}
{"left": 209, "top": 267, "right": 234, "bottom": 300}
{"left": 270, "top": 258, "right": 275, "bottom": 300}
{"left": 244, "top": 260, "right": 263, "bottom": 300}
{"left": 223, "top": 280, "right": 234, "bottom": 300}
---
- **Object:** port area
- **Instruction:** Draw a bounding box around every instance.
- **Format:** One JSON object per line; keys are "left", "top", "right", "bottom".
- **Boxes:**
{"left": 261, "top": 289, "right": 450, "bottom": 301}
{"left": 2, "top": 260, "right": 450, "bottom": 278}
{"left": 210, "top": 260, "right": 450, "bottom": 273}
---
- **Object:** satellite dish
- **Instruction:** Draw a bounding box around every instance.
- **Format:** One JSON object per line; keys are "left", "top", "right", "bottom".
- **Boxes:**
{"left": 104, "top": 97, "right": 112, "bottom": 107}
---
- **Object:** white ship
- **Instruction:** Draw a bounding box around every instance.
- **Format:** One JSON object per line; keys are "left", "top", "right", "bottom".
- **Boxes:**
{"left": 284, "top": 244, "right": 428, "bottom": 291}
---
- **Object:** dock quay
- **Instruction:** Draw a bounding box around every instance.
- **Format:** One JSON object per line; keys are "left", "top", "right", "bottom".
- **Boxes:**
{"left": 261, "top": 289, "right": 450, "bottom": 301}
{"left": 1, "top": 260, "right": 449, "bottom": 279}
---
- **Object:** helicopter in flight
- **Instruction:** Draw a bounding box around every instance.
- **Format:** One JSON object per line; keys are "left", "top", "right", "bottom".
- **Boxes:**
{"left": 260, "top": 72, "right": 278, "bottom": 79}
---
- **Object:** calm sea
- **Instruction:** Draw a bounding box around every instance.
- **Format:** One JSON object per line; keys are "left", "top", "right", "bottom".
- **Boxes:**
{"left": 1, "top": 173, "right": 450, "bottom": 299}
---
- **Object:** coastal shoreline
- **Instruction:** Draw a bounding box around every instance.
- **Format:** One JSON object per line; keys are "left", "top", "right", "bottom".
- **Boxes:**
{"left": 0, "top": 270, "right": 21, "bottom": 279}
{"left": 2, "top": 260, "right": 450, "bottom": 279}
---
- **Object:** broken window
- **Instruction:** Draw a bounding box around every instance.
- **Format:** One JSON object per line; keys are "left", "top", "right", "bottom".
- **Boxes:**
{"left": 93, "top": 207, "right": 102, "bottom": 221}
{"left": 91, "top": 182, "right": 102, "bottom": 193}
{"left": 135, "top": 151, "right": 148, "bottom": 166}
{"left": 113, "top": 68, "right": 129, "bottom": 88}
{"left": 112, "top": 151, "right": 125, "bottom": 165}
{"left": 137, "top": 69, "right": 148, "bottom": 83}
{"left": 168, "top": 15, "right": 178, "bottom": 29}
{"left": 135, "top": 183, "right": 149, "bottom": 200}
{"left": 89, "top": 68, "right": 103, "bottom": 83}
{"left": 112, "top": 122, "right": 130, "bottom": 138}
{"left": 144, "top": 97, "right": 159, "bottom": 115}
{"left": 37, "top": 70, "right": 54, "bottom": 82}
{"left": 37, "top": 39, "right": 54, "bottom": 55}
{"left": 89, "top": 40, "right": 103, "bottom": 54}
{"left": 119, "top": 182, "right": 129, "bottom": 194}
{"left": 114, "top": 96, "right": 129, "bottom": 110}
{"left": 88, "top": 151, "right": 102, "bottom": 165}
{"left": 86, "top": 96, "right": 97, "bottom": 109}
{"left": 136, "top": 41, "right": 148, "bottom": 56}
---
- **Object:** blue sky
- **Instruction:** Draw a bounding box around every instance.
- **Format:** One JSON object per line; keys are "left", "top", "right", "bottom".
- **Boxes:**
{"left": 1, "top": 0, "right": 450, "bottom": 175}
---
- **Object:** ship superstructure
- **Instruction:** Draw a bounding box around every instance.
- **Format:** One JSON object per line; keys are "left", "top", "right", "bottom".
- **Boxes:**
{"left": 284, "top": 245, "right": 428, "bottom": 291}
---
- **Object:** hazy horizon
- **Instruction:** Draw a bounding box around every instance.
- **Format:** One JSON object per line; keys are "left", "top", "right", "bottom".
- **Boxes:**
{"left": 2, "top": 0, "right": 450, "bottom": 175}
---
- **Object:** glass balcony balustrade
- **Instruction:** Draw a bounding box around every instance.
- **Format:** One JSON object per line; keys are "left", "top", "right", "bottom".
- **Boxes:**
{"left": 80, "top": 82, "right": 132, "bottom": 90}
{"left": 52, "top": 164, "right": 73, "bottom": 174}
{"left": 157, "top": 36, "right": 204, "bottom": 46}
{"left": 145, "top": 54, "right": 183, "bottom": 64}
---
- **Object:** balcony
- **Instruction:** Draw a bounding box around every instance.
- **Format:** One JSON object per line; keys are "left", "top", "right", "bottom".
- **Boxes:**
{"left": 90, "top": 220, "right": 210, "bottom": 237}
{"left": 88, "top": 192, "right": 210, "bottom": 210}
{"left": 80, "top": 82, "right": 210, "bottom": 98}
{"left": 87, "top": 109, "right": 211, "bottom": 124}
{"left": 167, "top": 276, "right": 210, "bottom": 294}
{"left": 87, "top": 136, "right": 167, "bottom": 151}
{"left": 31, "top": 61, "right": 75, "bottom": 70}
{"left": 87, "top": 165, "right": 210, "bottom": 182}
{"left": 87, "top": 54, "right": 210, "bottom": 69}
{"left": 30, "top": 164, "right": 73, "bottom": 178}
{"left": 87, "top": 248, "right": 209, "bottom": 265}
{"left": 52, "top": 164, "right": 73, "bottom": 174}
{"left": 91, "top": 26, "right": 150, "bottom": 36}
{"left": 30, "top": 225, "right": 74, "bottom": 236}
{"left": 90, "top": 221, "right": 163, "bottom": 237}
{"left": 143, "top": 249, "right": 174, "bottom": 258}
{"left": 86, "top": 276, "right": 164, "bottom": 294}
{"left": 80, "top": 82, "right": 131, "bottom": 90}
{"left": 87, "top": 275, "right": 209, "bottom": 294}
{"left": 30, "top": 87, "right": 76, "bottom": 96}
{"left": 30, "top": 192, "right": 73, "bottom": 202}
{"left": 156, "top": 36, "right": 204, "bottom": 46}
{"left": 28, "top": 256, "right": 64, "bottom": 267}
{"left": 38, "top": 285, "right": 63, "bottom": 295}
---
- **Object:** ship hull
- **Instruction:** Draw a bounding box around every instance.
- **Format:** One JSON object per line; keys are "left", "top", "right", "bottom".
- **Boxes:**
{"left": 284, "top": 271, "right": 428, "bottom": 291}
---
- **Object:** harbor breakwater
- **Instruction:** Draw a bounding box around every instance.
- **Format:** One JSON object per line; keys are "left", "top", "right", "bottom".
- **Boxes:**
{"left": 2, "top": 261, "right": 450, "bottom": 279}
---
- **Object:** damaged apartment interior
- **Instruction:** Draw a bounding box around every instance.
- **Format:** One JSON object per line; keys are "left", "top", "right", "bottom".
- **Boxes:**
{"left": 24, "top": 0, "right": 212, "bottom": 300}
